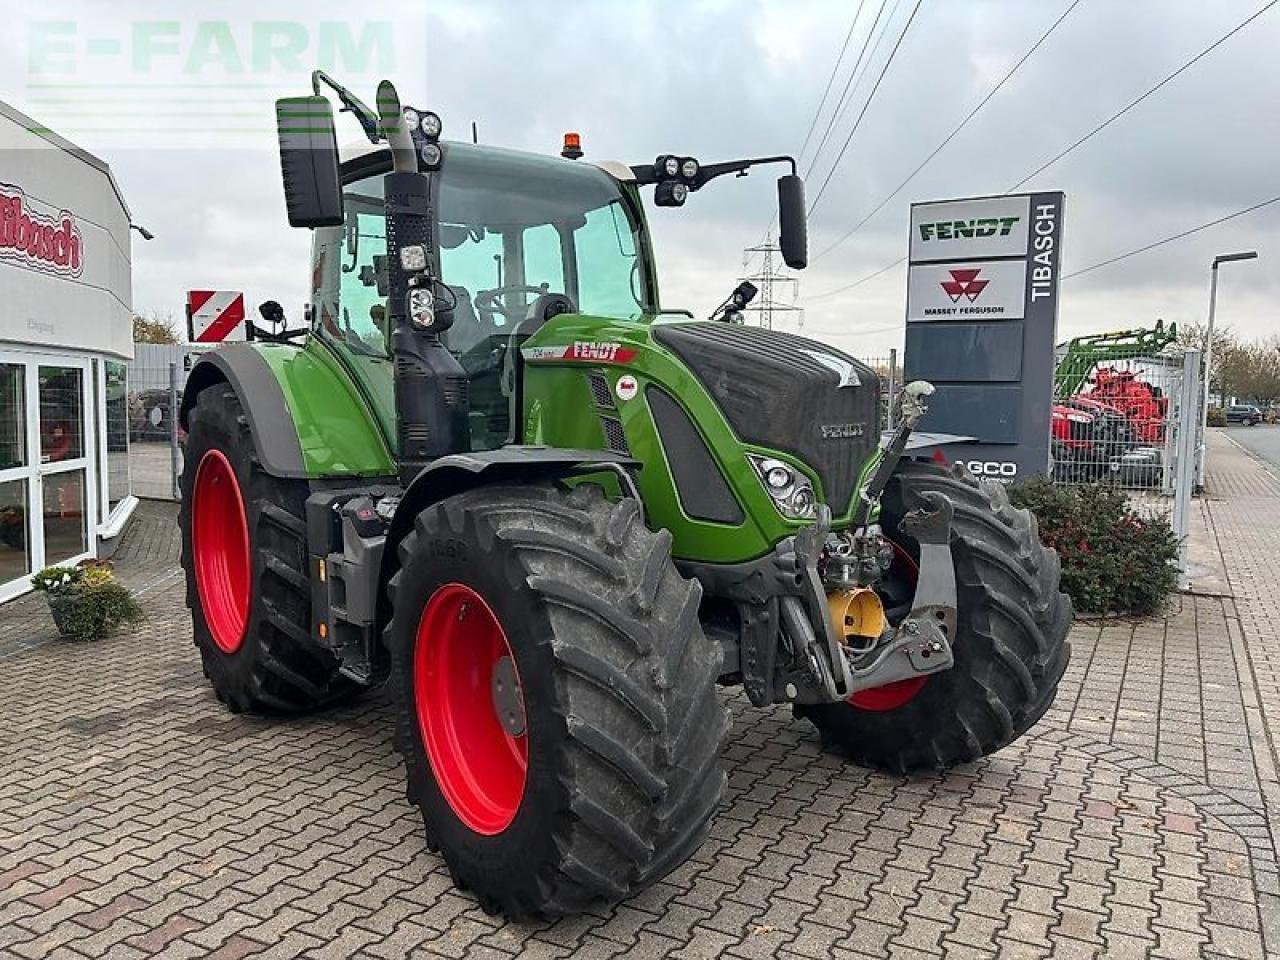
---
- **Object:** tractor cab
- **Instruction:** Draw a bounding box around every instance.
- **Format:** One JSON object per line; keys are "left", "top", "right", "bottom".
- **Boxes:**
{"left": 311, "top": 141, "right": 656, "bottom": 451}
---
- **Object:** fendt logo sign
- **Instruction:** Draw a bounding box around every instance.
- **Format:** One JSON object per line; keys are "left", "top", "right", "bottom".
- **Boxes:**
{"left": 918, "top": 217, "right": 1020, "bottom": 242}
{"left": 940, "top": 268, "right": 989, "bottom": 303}
{"left": 0, "top": 183, "right": 84, "bottom": 278}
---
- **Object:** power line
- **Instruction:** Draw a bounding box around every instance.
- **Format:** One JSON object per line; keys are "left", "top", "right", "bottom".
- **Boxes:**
{"left": 807, "top": 192, "right": 1279, "bottom": 303}
{"left": 808, "top": 257, "right": 907, "bottom": 301}
{"left": 797, "top": 0, "right": 868, "bottom": 168}
{"left": 807, "top": 0, "right": 925, "bottom": 217}
{"left": 750, "top": 1, "right": 870, "bottom": 259}
{"left": 808, "top": 1, "right": 1277, "bottom": 299}
{"left": 812, "top": 0, "right": 1084, "bottom": 263}
{"left": 805, "top": 0, "right": 893, "bottom": 179}
{"left": 1063, "top": 194, "right": 1280, "bottom": 279}
{"left": 1008, "top": 0, "right": 1277, "bottom": 191}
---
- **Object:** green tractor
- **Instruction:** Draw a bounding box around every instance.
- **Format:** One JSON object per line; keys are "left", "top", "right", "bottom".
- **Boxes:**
{"left": 178, "top": 75, "right": 1071, "bottom": 918}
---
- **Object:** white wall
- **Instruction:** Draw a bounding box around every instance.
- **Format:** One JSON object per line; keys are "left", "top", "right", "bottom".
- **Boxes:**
{"left": 0, "top": 102, "right": 133, "bottom": 361}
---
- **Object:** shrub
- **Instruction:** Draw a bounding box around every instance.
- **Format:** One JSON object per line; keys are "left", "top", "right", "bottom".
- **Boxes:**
{"left": 1206, "top": 406, "right": 1227, "bottom": 427}
{"left": 1008, "top": 479, "right": 1179, "bottom": 616}
{"left": 31, "top": 562, "right": 143, "bottom": 640}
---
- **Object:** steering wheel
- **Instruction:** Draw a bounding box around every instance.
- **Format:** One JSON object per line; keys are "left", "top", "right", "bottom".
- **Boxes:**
{"left": 475, "top": 284, "right": 549, "bottom": 322}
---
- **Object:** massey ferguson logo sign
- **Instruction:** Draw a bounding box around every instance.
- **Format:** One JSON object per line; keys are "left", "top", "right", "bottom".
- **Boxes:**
{"left": 0, "top": 184, "right": 84, "bottom": 278}
{"left": 908, "top": 259, "right": 1026, "bottom": 321}
{"left": 940, "top": 268, "right": 989, "bottom": 303}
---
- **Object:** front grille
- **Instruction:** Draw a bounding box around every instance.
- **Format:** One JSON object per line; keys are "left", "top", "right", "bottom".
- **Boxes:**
{"left": 653, "top": 322, "right": 879, "bottom": 513}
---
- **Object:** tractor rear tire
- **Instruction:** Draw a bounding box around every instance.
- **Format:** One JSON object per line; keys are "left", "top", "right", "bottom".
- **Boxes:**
{"left": 386, "top": 483, "right": 729, "bottom": 918}
{"left": 797, "top": 462, "right": 1071, "bottom": 772}
{"left": 180, "top": 385, "right": 354, "bottom": 713}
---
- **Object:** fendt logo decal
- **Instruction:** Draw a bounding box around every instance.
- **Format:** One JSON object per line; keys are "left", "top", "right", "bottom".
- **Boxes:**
{"left": 522, "top": 341, "right": 638, "bottom": 364}
{"left": 918, "top": 217, "right": 1019, "bottom": 242}
{"left": 0, "top": 184, "right": 84, "bottom": 278}
{"left": 940, "top": 268, "right": 989, "bottom": 303}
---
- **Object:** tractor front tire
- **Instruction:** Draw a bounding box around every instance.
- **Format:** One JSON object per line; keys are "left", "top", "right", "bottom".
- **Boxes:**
{"left": 386, "top": 483, "right": 729, "bottom": 917}
{"left": 180, "top": 386, "right": 354, "bottom": 713}
{"left": 797, "top": 462, "right": 1072, "bottom": 772}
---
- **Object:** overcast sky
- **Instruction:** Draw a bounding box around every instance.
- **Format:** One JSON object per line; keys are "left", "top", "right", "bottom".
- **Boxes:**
{"left": 3, "top": 0, "right": 1277, "bottom": 357}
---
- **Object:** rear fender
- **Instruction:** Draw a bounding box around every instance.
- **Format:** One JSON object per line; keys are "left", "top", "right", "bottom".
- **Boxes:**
{"left": 179, "top": 343, "right": 396, "bottom": 480}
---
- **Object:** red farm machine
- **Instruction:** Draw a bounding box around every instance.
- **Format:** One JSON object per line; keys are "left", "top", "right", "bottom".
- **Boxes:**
{"left": 1051, "top": 321, "right": 1178, "bottom": 484}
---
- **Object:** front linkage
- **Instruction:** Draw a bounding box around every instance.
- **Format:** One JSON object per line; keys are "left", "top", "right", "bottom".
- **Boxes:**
{"left": 698, "top": 381, "right": 957, "bottom": 709}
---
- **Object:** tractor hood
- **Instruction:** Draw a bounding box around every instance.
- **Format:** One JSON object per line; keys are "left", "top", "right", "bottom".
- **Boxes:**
{"left": 651, "top": 322, "right": 880, "bottom": 512}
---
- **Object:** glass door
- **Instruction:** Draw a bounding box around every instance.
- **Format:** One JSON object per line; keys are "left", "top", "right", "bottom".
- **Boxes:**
{"left": 0, "top": 352, "right": 97, "bottom": 602}
{"left": 0, "top": 361, "right": 30, "bottom": 602}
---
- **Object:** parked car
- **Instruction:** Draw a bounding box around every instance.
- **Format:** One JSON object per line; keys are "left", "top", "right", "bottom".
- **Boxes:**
{"left": 1226, "top": 404, "right": 1263, "bottom": 426}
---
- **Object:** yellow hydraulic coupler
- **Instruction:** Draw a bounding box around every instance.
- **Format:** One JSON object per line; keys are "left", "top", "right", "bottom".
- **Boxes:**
{"left": 827, "top": 587, "right": 887, "bottom": 648}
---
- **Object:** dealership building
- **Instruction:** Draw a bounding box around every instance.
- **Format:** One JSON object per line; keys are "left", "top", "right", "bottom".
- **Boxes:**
{"left": 0, "top": 100, "right": 136, "bottom": 602}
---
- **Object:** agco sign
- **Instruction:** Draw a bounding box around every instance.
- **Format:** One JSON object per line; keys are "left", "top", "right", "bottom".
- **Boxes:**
{"left": 0, "top": 183, "right": 84, "bottom": 278}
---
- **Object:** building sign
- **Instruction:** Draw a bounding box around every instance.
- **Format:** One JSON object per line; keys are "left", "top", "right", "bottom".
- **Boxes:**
{"left": 904, "top": 192, "right": 1065, "bottom": 480}
{"left": 0, "top": 183, "right": 84, "bottom": 278}
{"left": 907, "top": 259, "right": 1026, "bottom": 322}
{"left": 186, "top": 290, "right": 247, "bottom": 343}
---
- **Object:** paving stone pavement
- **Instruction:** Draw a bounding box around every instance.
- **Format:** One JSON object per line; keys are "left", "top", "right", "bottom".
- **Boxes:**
{"left": 2, "top": 449, "right": 1279, "bottom": 959}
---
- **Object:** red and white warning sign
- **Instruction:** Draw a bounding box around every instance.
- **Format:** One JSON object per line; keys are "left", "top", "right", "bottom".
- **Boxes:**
{"left": 186, "top": 290, "right": 247, "bottom": 343}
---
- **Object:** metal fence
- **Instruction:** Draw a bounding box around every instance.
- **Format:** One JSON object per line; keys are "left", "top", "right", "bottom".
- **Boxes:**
{"left": 1050, "top": 343, "right": 1202, "bottom": 557}
{"left": 125, "top": 344, "right": 211, "bottom": 501}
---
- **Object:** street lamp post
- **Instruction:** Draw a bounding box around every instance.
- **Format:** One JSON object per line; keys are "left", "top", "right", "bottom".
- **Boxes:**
{"left": 1197, "top": 250, "right": 1257, "bottom": 487}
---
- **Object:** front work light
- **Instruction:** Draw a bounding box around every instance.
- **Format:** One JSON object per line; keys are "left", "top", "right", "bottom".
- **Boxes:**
{"left": 408, "top": 288, "right": 435, "bottom": 329}
{"left": 680, "top": 157, "right": 699, "bottom": 181}
{"left": 655, "top": 180, "right": 689, "bottom": 207}
{"left": 420, "top": 111, "right": 442, "bottom": 139}
{"left": 400, "top": 245, "right": 428, "bottom": 272}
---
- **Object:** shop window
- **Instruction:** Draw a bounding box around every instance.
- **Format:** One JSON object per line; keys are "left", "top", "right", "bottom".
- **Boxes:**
{"left": 42, "top": 470, "right": 86, "bottom": 563}
{"left": 0, "top": 481, "right": 27, "bottom": 585}
{"left": 0, "top": 364, "right": 25, "bottom": 470}
{"left": 39, "top": 366, "right": 83, "bottom": 463}
{"left": 105, "top": 361, "right": 130, "bottom": 510}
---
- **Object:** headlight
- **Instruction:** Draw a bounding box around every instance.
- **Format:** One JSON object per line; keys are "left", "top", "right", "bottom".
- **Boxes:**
{"left": 402, "top": 107, "right": 420, "bottom": 129}
{"left": 420, "top": 111, "right": 442, "bottom": 139}
{"left": 765, "top": 465, "right": 791, "bottom": 490}
{"left": 660, "top": 155, "right": 680, "bottom": 178}
{"left": 408, "top": 288, "right": 435, "bottom": 328}
{"left": 680, "top": 157, "right": 699, "bottom": 181}
{"left": 420, "top": 142, "right": 443, "bottom": 168}
{"left": 747, "top": 455, "right": 817, "bottom": 520}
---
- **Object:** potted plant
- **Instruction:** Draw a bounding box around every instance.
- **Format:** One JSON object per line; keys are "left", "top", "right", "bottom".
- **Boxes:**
{"left": 30, "top": 562, "right": 143, "bottom": 640}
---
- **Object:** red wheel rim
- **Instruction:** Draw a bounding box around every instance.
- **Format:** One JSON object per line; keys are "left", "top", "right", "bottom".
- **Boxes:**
{"left": 414, "top": 584, "right": 528, "bottom": 835}
{"left": 848, "top": 541, "right": 928, "bottom": 711}
{"left": 191, "top": 449, "right": 251, "bottom": 654}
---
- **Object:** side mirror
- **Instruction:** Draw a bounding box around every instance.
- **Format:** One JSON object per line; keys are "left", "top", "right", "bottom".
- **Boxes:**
{"left": 258, "top": 300, "right": 286, "bottom": 328}
{"left": 777, "top": 174, "right": 808, "bottom": 270}
{"left": 275, "top": 95, "right": 344, "bottom": 228}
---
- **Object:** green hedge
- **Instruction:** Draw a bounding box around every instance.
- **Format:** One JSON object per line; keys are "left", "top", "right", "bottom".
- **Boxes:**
{"left": 1008, "top": 479, "right": 1179, "bottom": 616}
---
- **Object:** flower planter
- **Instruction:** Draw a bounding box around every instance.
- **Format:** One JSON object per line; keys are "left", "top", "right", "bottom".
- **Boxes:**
{"left": 46, "top": 590, "right": 91, "bottom": 639}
